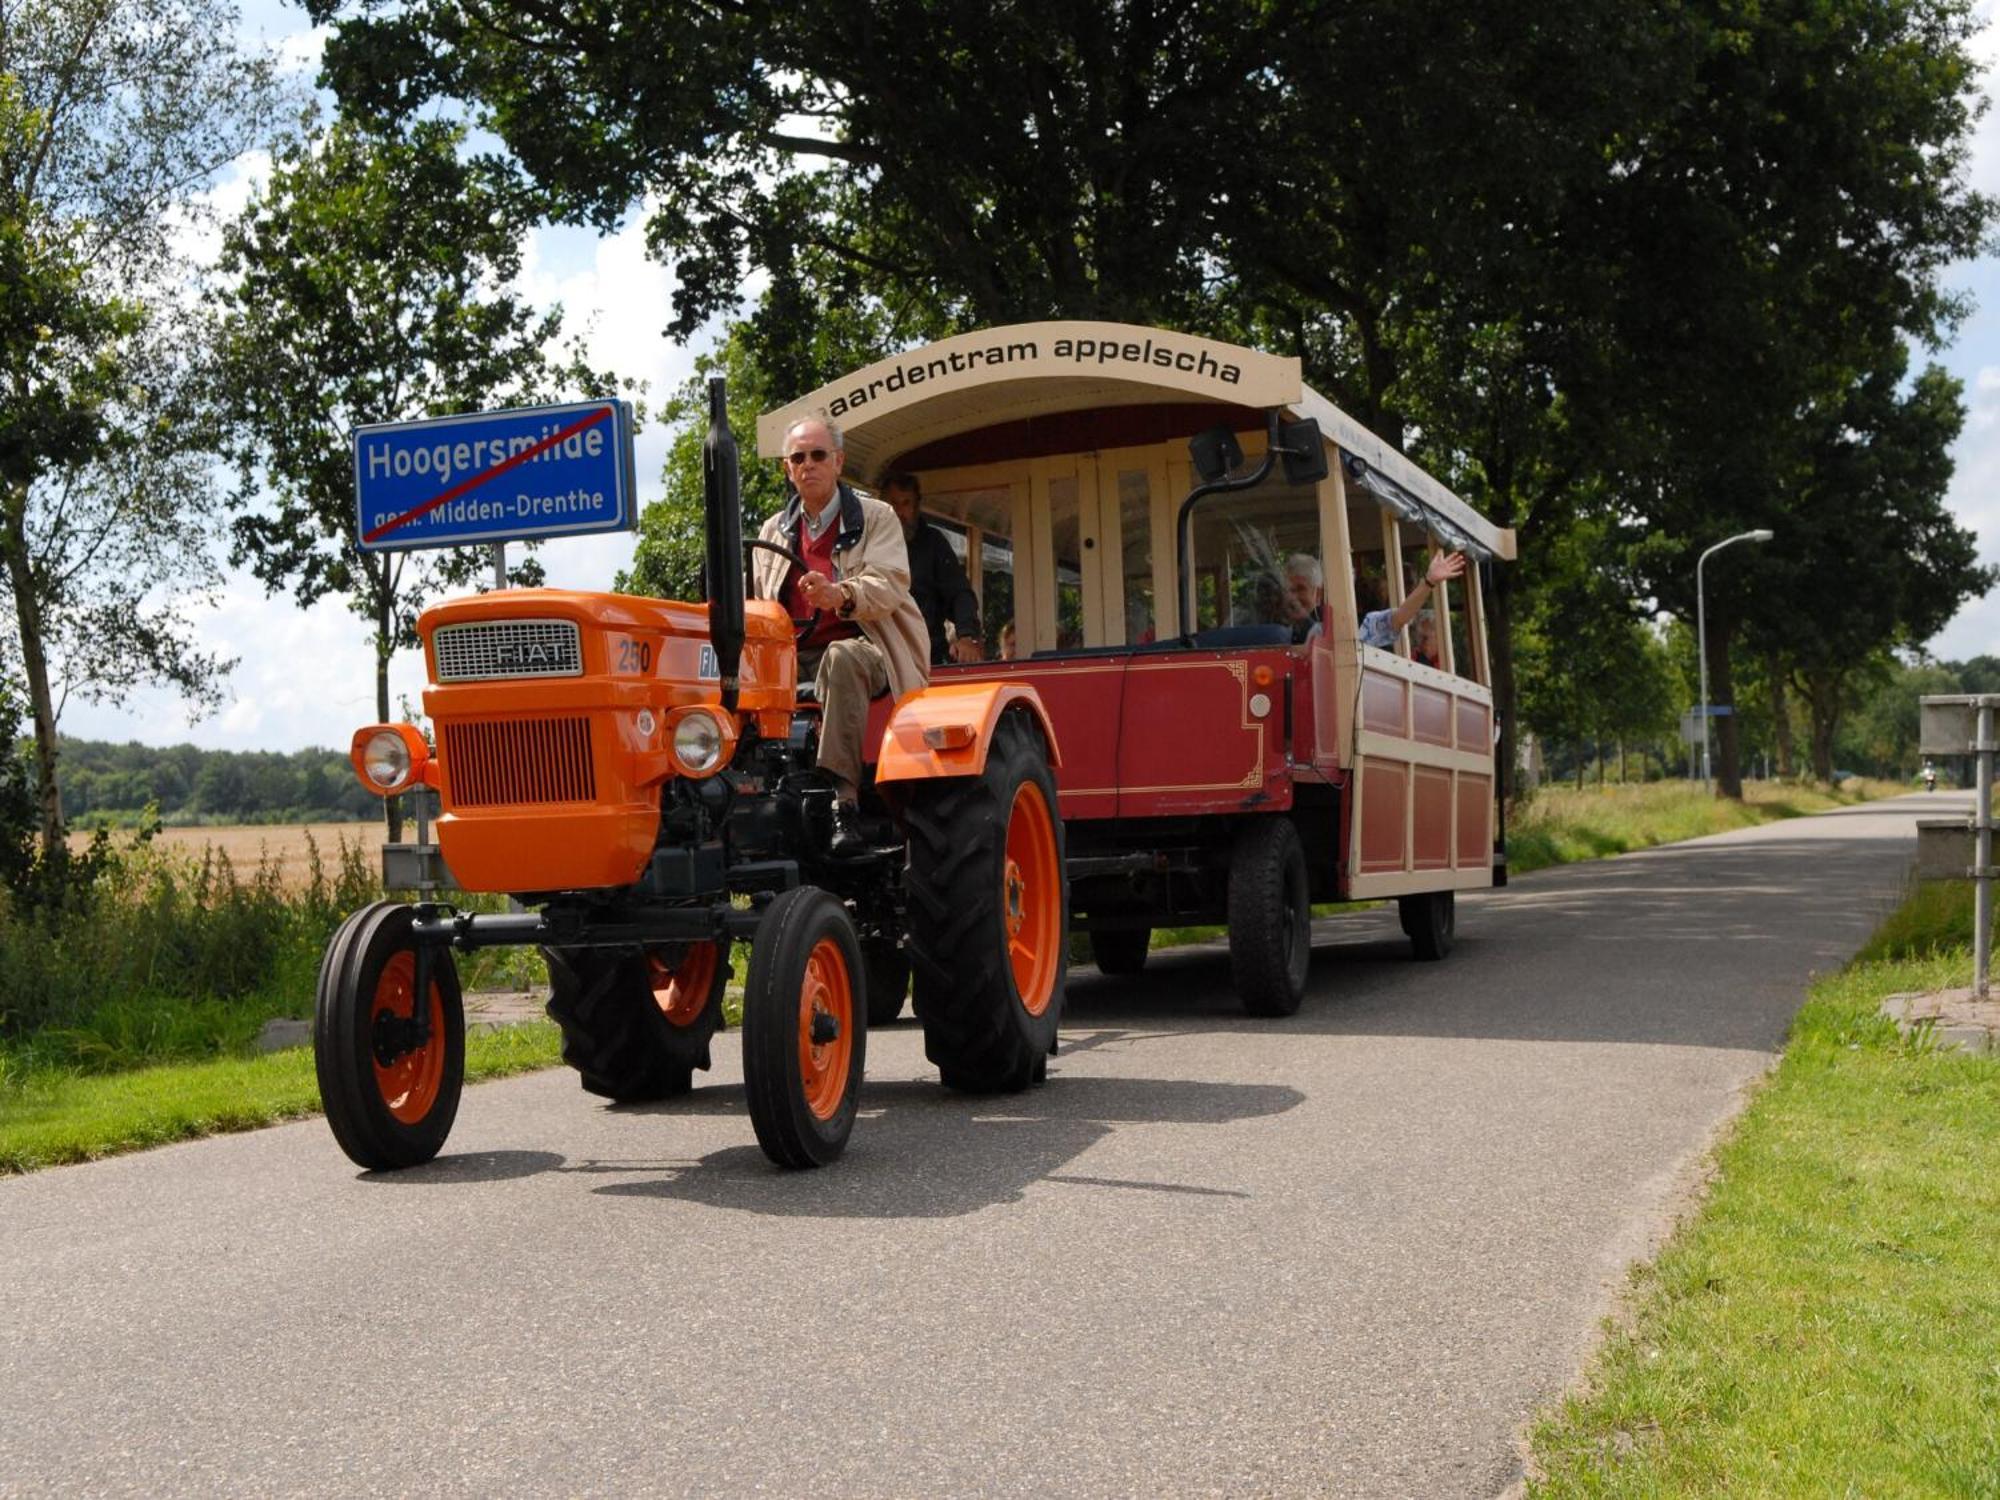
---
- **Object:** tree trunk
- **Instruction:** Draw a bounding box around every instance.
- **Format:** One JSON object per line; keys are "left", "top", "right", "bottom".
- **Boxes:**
{"left": 2, "top": 482, "right": 65, "bottom": 856}
{"left": 1703, "top": 607, "right": 1744, "bottom": 799}
{"left": 1596, "top": 736, "right": 1605, "bottom": 787}
{"left": 1618, "top": 738, "right": 1627, "bottom": 784}
{"left": 1487, "top": 561, "right": 1520, "bottom": 809}
{"left": 1767, "top": 653, "right": 1795, "bottom": 778}
{"left": 1801, "top": 671, "right": 1840, "bottom": 781}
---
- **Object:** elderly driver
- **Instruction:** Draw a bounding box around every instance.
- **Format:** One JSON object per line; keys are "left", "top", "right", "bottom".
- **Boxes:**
{"left": 750, "top": 412, "right": 930, "bottom": 856}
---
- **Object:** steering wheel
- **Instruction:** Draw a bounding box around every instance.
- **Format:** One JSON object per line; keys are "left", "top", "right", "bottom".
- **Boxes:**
{"left": 744, "top": 537, "right": 822, "bottom": 645}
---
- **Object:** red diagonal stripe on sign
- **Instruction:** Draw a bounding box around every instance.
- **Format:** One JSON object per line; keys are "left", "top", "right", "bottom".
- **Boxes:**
{"left": 361, "top": 405, "right": 614, "bottom": 544}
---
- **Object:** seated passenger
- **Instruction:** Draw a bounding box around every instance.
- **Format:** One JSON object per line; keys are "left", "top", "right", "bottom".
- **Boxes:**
{"left": 1281, "top": 554, "right": 1324, "bottom": 643}
{"left": 1359, "top": 550, "right": 1465, "bottom": 651}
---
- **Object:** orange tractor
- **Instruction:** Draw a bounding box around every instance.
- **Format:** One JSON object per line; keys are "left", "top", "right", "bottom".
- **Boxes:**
{"left": 314, "top": 383, "right": 1067, "bottom": 1170}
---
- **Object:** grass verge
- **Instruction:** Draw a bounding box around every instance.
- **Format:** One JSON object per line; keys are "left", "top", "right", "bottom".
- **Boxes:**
{"left": 0, "top": 1022, "right": 563, "bottom": 1176}
{"left": 1507, "top": 777, "right": 1899, "bottom": 876}
{"left": 1527, "top": 893, "right": 2000, "bottom": 1495}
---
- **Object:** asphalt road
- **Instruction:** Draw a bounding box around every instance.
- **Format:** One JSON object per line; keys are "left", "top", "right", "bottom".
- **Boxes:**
{"left": 0, "top": 794, "right": 1943, "bottom": 1498}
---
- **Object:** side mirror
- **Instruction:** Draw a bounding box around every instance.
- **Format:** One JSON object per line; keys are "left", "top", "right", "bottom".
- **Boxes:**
{"left": 1189, "top": 425, "right": 1244, "bottom": 483}
{"left": 1277, "top": 418, "right": 1328, "bottom": 486}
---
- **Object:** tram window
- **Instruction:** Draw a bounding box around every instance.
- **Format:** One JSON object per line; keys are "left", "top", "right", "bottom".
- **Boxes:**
{"left": 1114, "top": 468, "right": 1156, "bottom": 645}
{"left": 925, "top": 482, "right": 1017, "bottom": 662}
{"left": 980, "top": 534, "right": 1015, "bottom": 659}
{"left": 1187, "top": 476, "right": 1323, "bottom": 638}
{"left": 1048, "top": 475, "right": 1086, "bottom": 650}
{"left": 1449, "top": 597, "right": 1474, "bottom": 680}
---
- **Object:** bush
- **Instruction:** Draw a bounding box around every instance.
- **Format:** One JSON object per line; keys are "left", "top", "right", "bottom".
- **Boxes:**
{"left": 0, "top": 833, "right": 380, "bottom": 1074}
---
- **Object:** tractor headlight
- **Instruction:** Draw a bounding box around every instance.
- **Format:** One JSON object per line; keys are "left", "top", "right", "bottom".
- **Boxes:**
{"left": 671, "top": 710, "right": 726, "bottom": 776}
{"left": 349, "top": 723, "right": 429, "bottom": 797}
{"left": 363, "top": 729, "right": 412, "bottom": 789}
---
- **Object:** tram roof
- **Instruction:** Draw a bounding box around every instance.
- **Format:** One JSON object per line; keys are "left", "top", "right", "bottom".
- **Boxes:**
{"left": 758, "top": 321, "right": 1514, "bottom": 561}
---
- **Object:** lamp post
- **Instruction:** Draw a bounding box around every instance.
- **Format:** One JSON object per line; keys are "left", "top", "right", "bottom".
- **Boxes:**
{"left": 1696, "top": 529, "right": 1775, "bottom": 790}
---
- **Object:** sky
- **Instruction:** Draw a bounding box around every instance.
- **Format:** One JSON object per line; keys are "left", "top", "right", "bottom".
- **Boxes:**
{"left": 51, "top": 1, "right": 2000, "bottom": 752}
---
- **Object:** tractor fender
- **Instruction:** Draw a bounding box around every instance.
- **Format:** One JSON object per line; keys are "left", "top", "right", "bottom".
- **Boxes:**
{"left": 873, "top": 681, "right": 1063, "bottom": 784}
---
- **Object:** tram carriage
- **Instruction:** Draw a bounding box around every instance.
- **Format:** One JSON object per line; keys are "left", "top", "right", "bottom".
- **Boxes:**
{"left": 760, "top": 321, "right": 1515, "bottom": 1016}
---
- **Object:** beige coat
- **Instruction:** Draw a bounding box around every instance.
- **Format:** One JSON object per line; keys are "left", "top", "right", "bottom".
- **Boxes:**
{"left": 752, "top": 484, "right": 932, "bottom": 699}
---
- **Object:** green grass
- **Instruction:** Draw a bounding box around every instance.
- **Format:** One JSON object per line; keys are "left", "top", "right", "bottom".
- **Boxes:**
{"left": 1507, "top": 777, "right": 1898, "bottom": 876}
{"left": 1528, "top": 893, "right": 2000, "bottom": 1495}
{"left": 0, "top": 1022, "right": 563, "bottom": 1175}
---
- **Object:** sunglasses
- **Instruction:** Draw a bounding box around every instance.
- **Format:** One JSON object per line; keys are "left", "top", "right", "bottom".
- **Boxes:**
{"left": 785, "top": 448, "right": 832, "bottom": 466}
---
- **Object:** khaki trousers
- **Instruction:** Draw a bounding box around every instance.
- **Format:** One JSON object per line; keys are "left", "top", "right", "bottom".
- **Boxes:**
{"left": 802, "top": 636, "right": 889, "bottom": 796}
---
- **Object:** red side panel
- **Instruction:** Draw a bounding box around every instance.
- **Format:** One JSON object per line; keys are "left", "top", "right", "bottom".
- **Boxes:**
{"left": 898, "top": 660, "right": 1124, "bottom": 819}
{"left": 1359, "top": 762, "right": 1408, "bottom": 874}
{"left": 1361, "top": 672, "right": 1406, "bottom": 737}
{"left": 1457, "top": 773, "right": 1493, "bottom": 867}
{"left": 1412, "top": 766, "right": 1453, "bottom": 870}
{"left": 1455, "top": 698, "right": 1491, "bottom": 753}
{"left": 1412, "top": 682, "right": 1452, "bottom": 748}
{"left": 1117, "top": 656, "right": 1281, "bottom": 817}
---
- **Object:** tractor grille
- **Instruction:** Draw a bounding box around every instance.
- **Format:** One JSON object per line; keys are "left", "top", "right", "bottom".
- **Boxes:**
{"left": 440, "top": 717, "right": 597, "bottom": 806}
{"left": 433, "top": 620, "right": 582, "bottom": 681}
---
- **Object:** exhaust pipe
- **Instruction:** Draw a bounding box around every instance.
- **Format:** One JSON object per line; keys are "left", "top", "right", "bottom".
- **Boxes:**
{"left": 702, "top": 378, "right": 746, "bottom": 714}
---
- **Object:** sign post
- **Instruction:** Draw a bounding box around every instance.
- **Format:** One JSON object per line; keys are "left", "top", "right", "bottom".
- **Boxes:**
{"left": 1918, "top": 693, "right": 2000, "bottom": 997}
{"left": 353, "top": 399, "right": 637, "bottom": 554}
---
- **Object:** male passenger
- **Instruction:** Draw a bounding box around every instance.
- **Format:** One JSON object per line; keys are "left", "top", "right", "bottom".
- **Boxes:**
{"left": 751, "top": 414, "right": 930, "bottom": 855}
{"left": 879, "top": 470, "right": 984, "bottom": 664}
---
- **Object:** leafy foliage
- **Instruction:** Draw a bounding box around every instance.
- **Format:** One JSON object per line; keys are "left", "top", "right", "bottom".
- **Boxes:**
{"left": 1, "top": 0, "right": 278, "bottom": 851}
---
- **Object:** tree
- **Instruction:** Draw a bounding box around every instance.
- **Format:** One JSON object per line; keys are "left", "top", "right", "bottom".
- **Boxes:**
{"left": 210, "top": 112, "right": 624, "bottom": 837}
{"left": 1582, "top": 0, "right": 1990, "bottom": 797}
{"left": 1, "top": 2, "right": 278, "bottom": 855}
{"left": 1754, "top": 359, "right": 1993, "bottom": 779}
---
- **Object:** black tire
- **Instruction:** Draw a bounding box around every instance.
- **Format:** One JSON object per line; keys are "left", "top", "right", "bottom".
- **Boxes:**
{"left": 903, "top": 709, "right": 1067, "bottom": 1092}
{"left": 1399, "top": 890, "right": 1456, "bottom": 961}
{"left": 742, "top": 887, "right": 866, "bottom": 1168}
{"left": 864, "top": 940, "right": 910, "bottom": 1026}
{"left": 314, "top": 900, "right": 465, "bottom": 1170}
{"left": 1089, "top": 926, "right": 1150, "bottom": 976}
{"left": 1228, "top": 817, "right": 1311, "bottom": 1017}
{"left": 542, "top": 939, "right": 729, "bottom": 1102}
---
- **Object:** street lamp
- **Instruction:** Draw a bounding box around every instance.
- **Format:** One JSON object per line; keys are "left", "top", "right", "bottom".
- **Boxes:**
{"left": 1696, "top": 529, "right": 1775, "bottom": 789}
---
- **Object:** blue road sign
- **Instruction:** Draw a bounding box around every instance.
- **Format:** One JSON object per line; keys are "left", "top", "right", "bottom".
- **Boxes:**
{"left": 353, "top": 399, "right": 636, "bottom": 552}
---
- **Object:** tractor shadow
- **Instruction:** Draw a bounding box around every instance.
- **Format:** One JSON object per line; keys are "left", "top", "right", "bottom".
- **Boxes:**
{"left": 588, "top": 1072, "right": 1301, "bottom": 1219}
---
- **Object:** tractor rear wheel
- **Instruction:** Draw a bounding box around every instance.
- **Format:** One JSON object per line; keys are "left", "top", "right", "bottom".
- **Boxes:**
{"left": 315, "top": 901, "right": 465, "bottom": 1170}
{"left": 904, "top": 709, "right": 1066, "bottom": 1092}
{"left": 1399, "top": 890, "right": 1456, "bottom": 961}
{"left": 1228, "top": 818, "right": 1311, "bottom": 1017}
{"left": 542, "top": 940, "right": 729, "bottom": 1102}
{"left": 742, "top": 887, "right": 866, "bottom": 1168}
{"left": 863, "top": 939, "right": 910, "bottom": 1026}
{"left": 1088, "top": 926, "right": 1150, "bottom": 976}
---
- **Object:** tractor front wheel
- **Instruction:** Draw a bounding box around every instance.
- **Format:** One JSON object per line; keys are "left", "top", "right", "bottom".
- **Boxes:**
{"left": 742, "top": 888, "right": 866, "bottom": 1168}
{"left": 315, "top": 901, "right": 465, "bottom": 1170}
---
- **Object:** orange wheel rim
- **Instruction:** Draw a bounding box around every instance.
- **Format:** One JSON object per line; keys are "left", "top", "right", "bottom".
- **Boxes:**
{"left": 371, "top": 952, "right": 445, "bottom": 1125}
{"left": 647, "top": 943, "right": 720, "bottom": 1027}
{"left": 1002, "top": 779, "right": 1061, "bottom": 1016}
{"left": 796, "top": 937, "right": 854, "bottom": 1121}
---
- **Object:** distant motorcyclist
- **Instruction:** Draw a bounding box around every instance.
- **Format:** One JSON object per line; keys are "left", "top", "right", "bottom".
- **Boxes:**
{"left": 1923, "top": 761, "right": 1938, "bottom": 793}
